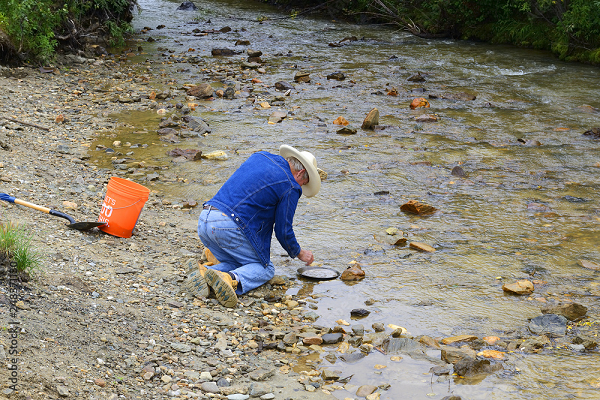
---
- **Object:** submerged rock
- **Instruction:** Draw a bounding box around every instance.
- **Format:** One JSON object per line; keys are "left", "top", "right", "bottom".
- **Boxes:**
{"left": 336, "top": 127, "right": 357, "bottom": 135}
{"left": 529, "top": 314, "right": 567, "bottom": 337}
{"left": 183, "top": 116, "right": 211, "bottom": 134}
{"left": 541, "top": 302, "right": 587, "bottom": 321}
{"left": 166, "top": 148, "right": 202, "bottom": 160}
{"left": 327, "top": 71, "right": 346, "bottom": 81}
{"left": 409, "top": 242, "right": 435, "bottom": 252}
{"left": 451, "top": 166, "right": 466, "bottom": 177}
{"left": 583, "top": 127, "right": 600, "bottom": 138}
{"left": 274, "top": 81, "right": 294, "bottom": 91}
{"left": 177, "top": 1, "right": 198, "bottom": 11}
{"left": 454, "top": 357, "right": 502, "bottom": 377}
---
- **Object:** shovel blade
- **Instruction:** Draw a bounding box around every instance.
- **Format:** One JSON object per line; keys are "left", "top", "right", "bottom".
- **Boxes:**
{"left": 67, "top": 221, "right": 107, "bottom": 231}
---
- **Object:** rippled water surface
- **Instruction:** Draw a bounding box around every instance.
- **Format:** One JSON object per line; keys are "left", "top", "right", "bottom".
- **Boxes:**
{"left": 92, "top": 0, "right": 600, "bottom": 398}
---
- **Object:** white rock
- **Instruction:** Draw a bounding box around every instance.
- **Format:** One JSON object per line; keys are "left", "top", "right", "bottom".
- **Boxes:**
{"left": 227, "top": 395, "right": 250, "bottom": 400}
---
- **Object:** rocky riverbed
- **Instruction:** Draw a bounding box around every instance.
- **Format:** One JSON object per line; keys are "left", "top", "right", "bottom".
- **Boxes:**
{"left": 1, "top": 16, "right": 600, "bottom": 400}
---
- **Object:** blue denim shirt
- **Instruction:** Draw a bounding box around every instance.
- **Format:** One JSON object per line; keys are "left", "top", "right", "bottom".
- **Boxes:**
{"left": 206, "top": 151, "right": 302, "bottom": 266}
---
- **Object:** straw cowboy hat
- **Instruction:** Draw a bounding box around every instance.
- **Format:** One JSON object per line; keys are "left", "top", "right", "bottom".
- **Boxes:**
{"left": 280, "top": 145, "right": 321, "bottom": 197}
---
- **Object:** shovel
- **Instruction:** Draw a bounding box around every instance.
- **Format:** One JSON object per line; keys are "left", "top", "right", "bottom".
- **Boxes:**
{"left": 0, "top": 193, "right": 107, "bottom": 231}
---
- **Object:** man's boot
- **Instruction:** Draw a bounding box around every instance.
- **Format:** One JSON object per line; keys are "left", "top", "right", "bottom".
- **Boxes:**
{"left": 205, "top": 269, "right": 238, "bottom": 308}
{"left": 181, "top": 260, "right": 209, "bottom": 298}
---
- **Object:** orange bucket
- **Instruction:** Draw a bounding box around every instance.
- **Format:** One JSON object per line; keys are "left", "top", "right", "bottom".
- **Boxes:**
{"left": 98, "top": 177, "right": 150, "bottom": 238}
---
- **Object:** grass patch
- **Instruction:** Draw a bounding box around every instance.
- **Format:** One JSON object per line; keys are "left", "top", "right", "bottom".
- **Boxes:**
{"left": 0, "top": 221, "right": 44, "bottom": 280}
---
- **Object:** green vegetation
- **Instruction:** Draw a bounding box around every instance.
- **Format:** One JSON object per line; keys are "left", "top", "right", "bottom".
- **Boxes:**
{"left": 0, "top": 222, "right": 44, "bottom": 280}
{"left": 0, "top": 0, "right": 136, "bottom": 64}
{"left": 269, "top": 0, "right": 600, "bottom": 65}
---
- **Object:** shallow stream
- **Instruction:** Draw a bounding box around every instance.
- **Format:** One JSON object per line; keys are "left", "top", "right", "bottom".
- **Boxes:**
{"left": 91, "top": 0, "right": 600, "bottom": 398}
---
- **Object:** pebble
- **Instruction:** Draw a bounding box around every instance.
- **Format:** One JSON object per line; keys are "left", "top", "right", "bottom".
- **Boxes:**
{"left": 201, "top": 382, "right": 220, "bottom": 393}
{"left": 227, "top": 395, "right": 250, "bottom": 400}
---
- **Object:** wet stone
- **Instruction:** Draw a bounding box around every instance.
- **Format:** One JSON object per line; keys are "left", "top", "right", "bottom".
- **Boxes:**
{"left": 352, "top": 325, "right": 365, "bottom": 336}
{"left": 327, "top": 71, "right": 346, "bottom": 81}
{"left": 451, "top": 166, "right": 466, "bottom": 177}
{"left": 453, "top": 357, "right": 502, "bottom": 377}
{"left": 350, "top": 308, "right": 370, "bottom": 318}
{"left": 529, "top": 314, "right": 567, "bottom": 337}
{"left": 339, "top": 352, "right": 366, "bottom": 363}
{"left": 430, "top": 365, "right": 453, "bottom": 375}
{"left": 361, "top": 108, "right": 379, "bottom": 130}
{"left": 321, "top": 333, "right": 344, "bottom": 344}
{"left": 502, "top": 280, "right": 534, "bottom": 295}
{"left": 304, "top": 311, "right": 319, "bottom": 321}
{"left": 337, "top": 127, "right": 357, "bottom": 135}
{"left": 274, "top": 81, "right": 294, "bottom": 91}
{"left": 356, "top": 385, "right": 377, "bottom": 397}
{"left": 303, "top": 336, "right": 323, "bottom": 345}
{"left": 372, "top": 322, "right": 385, "bottom": 332}
{"left": 322, "top": 369, "right": 341, "bottom": 381}
{"left": 341, "top": 264, "right": 365, "bottom": 281}
{"left": 541, "top": 302, "right": 587, "bottom": 321}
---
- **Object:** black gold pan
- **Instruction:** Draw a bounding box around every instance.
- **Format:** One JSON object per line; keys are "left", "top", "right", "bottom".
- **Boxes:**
{"left": 297, "top": 266, "right": 340, "bottom": 280}
{"left": 0, "top": 193, "right": 106, "bottom": 231}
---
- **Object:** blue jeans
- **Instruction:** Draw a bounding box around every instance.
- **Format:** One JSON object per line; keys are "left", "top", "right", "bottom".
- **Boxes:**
{"left": 197, "top": 208, "right": 275, "bottom": 295}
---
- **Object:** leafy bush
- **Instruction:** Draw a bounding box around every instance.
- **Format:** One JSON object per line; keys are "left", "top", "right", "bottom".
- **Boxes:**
{"left": 0, "top": 0, "right": 63, "bottom": 63}
{"left": 0, "top": 0, "right": 136, "bottom": 64}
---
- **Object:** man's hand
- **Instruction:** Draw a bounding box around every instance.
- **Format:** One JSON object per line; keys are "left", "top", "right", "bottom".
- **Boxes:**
{"left": 297, "top": 249, "right": 314, "bottom": 266}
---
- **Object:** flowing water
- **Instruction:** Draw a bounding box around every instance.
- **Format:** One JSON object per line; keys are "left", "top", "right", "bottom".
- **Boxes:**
{"left": 92, "top": 0, "right": 600, "bottom": 398}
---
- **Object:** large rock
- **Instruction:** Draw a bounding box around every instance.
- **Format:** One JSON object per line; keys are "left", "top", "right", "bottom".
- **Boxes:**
{"left": 361, "top": 108, "right": 379, "bottom": 130}
{"left": 294, "top": 72, "right": 310, "bottom": 83}
{"left": 356, "top": 385, "right": 377, "bottom": 397}
{"left": 166, "top": 148, "right": 202, "bottom": 160}
{"left": 182, "top": 115, "right": 212, "bottom": 135}
{"left": 187, "top": 83, "right": 214, "bottom": 98}
{"left": 321, "top": 333, "right": 344, "bottom": 344}
{"left": 268, "top": 111, "right": 287, "bottom": 124}
{"left": 274, "top": 81, "right": 294, "bottom": 91}
{"left": 583, "top": 128, "right": 600, "bottom": 138}
{"left": 440, "top": 346, "right": 476, "bottom": 364}
{"left": 502, "top": 280, "right": 534, "bottom": 295}
{"left": 382, "top": 338, "right": 423, "bottom": 355}
{"left": 410, "top": 98, "right": 429, "bottom": 109}
{"left": 400, "top": 200, "right": 437, "bottom": 215}
{"left": 341, "top": 265, "right": 365, "bottom": 281}
{"left": 529, "top": 314, "right": 567, "bottom": 337}
{"left": 327, "top": 71, "right": 346, "bottom": 81}
{"left": 453, "top": 358, "right": 502, "bottom": 377}
{"left": 541, "top": 302, "right": 587, "bottom": 321}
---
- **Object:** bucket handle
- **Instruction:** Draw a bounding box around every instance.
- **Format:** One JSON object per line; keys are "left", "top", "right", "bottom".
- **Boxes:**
{"left": 103, "top": 198, "right": 144, "bottom": 210}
